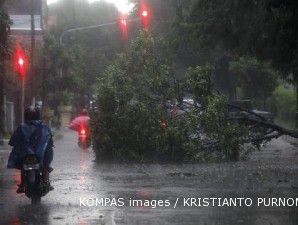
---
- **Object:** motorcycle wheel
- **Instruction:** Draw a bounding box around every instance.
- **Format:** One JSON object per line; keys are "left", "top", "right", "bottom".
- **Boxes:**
{"left": 27, "top": 170, "right": 36, "bottom": 184}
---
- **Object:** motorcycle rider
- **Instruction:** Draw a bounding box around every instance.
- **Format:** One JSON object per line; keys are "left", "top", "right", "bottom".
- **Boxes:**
{"left": 69, "top": 108, "right": 91, "bottom": 148}
{"left": 69, "top": 108, "right": 90, "bottom": 135}
{"left": 7, "top": 106, "right": 54, "bottom": 193}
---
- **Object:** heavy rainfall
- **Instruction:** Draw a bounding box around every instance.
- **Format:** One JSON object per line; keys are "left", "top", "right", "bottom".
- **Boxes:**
{"left": 0, "top": 0, "right": 297, "bottom": 225}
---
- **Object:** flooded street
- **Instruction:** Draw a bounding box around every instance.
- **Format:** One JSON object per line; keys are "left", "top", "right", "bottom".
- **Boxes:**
{"left": 0, "top": 131, "right": 298, "bottom": 225}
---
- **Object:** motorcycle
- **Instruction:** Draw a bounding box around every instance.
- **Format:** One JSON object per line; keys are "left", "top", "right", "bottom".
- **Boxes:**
{"left": 78, "top": 127, "right": 91, "bottom": 149}
{"left": 22, "top": 154, "right": 49, "bottom": 204}
{"left": 69, "top": 114, "right": 91, "bottom": 149}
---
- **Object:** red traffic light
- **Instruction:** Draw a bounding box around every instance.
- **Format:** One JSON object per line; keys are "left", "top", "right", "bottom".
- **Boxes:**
{"left": 15, "top": 47, "right": 27, "bottom": 78}
{"left": 141, "top": 10, "right": 148, "bottom": 17}
{"left": 139, "top": 2, "right": 151, "bottom": 29}
{"left": 18, "top": 57, "right": 24, "bottom": 67}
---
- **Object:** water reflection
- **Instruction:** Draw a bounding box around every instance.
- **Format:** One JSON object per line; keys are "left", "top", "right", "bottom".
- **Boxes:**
{"left": 79, "top": 150, "right": 89, "bottom": 185}
{"left": 8, "top": 204, "right": 51, "bottom": 225}
{"left": 2, "top": 131, "right": 298, "bottom": 225}
{"left": 11, "top": 170, "right": 20, "bottom": 193}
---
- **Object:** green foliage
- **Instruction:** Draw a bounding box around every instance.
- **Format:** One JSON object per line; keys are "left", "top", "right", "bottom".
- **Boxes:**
{"left": 93, "top": 33, "right": 178, "bottom": 161}
{"left": 92, "top": 34, "right": 247, "bottom": 162}
{"left": 186, "top": 64, "right": 214, "bottom": 107}
{"left": 92, "top": 32, "right": 177, "bottom": 162}
{"left": 229, "top": 57, "right": 278, "bottom": 105}
{"left": 173, "top": 0, "right": 298, "bottom": 126}
{"left": 269, "top": 84, "right": 296, "bottom": 128}
{"left": 200, "top": 96, "right": 245, "bottom": 161}
{"left": 180, "top": 0, "right": 298, "bottom": 76}
{"left": 186, "top": 65, "right": 246, "bottom": 161}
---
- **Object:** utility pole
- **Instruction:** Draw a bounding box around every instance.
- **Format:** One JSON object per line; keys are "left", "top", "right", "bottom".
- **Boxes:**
{"left": 0, "top": 1, "right": 9, "bottom": 144}
{"left": 21, "top": 71, "right": 24, "bottom": 123}
{"left": 30, "top": 0, "right": 35, "bottom": 107}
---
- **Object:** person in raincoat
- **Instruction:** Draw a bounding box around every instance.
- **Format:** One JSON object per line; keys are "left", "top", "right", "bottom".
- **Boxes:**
{"left": 7, "top": 106, "right": 54, "bottom": 193}
{"left": 69, "top": 108, "right": 90, "bottom": 135}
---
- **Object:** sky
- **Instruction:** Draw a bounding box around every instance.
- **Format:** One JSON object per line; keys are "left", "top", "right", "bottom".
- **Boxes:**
{"left": 47, "top": 0, "right": 134, "bottom": 14}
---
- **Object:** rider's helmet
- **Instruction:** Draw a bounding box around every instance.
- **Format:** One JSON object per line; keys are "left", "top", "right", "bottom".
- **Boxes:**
{"left": 80, "top": 108, "right": 88, "bottom": 116}
{"left": 24, "top": 106, "right": 41, "bottom": 122}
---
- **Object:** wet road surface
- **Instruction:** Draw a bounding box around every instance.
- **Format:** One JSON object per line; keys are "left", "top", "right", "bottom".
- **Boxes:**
{"left": 0, "top": 131, "right": 297, "bottom": 225}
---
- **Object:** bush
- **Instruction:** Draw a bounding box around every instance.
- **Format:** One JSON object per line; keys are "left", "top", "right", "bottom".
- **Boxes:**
{"left": 268, "top": 84, "right": 296, "bottom": 128}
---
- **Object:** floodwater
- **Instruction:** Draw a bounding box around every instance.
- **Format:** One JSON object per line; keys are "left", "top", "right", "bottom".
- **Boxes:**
{"left": 0, "top": 131, "right": 297, "bottom": 225}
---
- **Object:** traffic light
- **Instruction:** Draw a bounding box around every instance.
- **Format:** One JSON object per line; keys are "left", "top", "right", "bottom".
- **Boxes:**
{"left": 141, "top": 9, "right": 148, "bottom": 17}
{"left": 15, "top": 47, "right": 27, "bottom": 78}
{"left": 139, "top": 2, "right": 151, "bottom": 29}
{"left": 118, "top": 15, "right": 128, "bottom": 39}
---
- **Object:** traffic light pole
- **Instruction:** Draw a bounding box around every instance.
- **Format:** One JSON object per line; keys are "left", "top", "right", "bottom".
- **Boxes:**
{"left": 59, "top": 21, "right": 118, "bottom": 45}
{"left": 16, "top": 48, "right": 26, "bottom": 124}
{"left": 21, "top": 76, "right": 25, "bottom": 124}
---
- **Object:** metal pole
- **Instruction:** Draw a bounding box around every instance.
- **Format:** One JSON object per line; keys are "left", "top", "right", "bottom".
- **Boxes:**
{"left": 59, "top": 21, "right": 119, "bottom": 45}
{"left": 21, "top": 77, "right": 25, "bottom": 124}
{"left": 30, "top": 0, "right": 36, "bottom": 98}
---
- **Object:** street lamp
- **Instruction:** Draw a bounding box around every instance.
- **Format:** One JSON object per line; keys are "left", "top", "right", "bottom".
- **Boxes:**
{"left": 140, "top": 2, "right": 151, "bottom": 29}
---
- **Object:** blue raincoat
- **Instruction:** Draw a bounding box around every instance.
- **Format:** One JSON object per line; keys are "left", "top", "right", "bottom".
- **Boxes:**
{"left": 7, "top": 120, "right": 53, "bottom": 170}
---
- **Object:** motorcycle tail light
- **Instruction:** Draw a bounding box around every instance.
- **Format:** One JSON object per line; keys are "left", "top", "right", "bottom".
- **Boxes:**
{"left": 80, "top": 129, "right": 86, "bottom": 135}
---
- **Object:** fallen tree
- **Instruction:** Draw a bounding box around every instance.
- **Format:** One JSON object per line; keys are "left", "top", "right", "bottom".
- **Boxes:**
{"left": 92, "top": 33, "right": 297, "bottom": 163}
{"left": 227, "top": 103, "right": 298, "bottom": 141}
